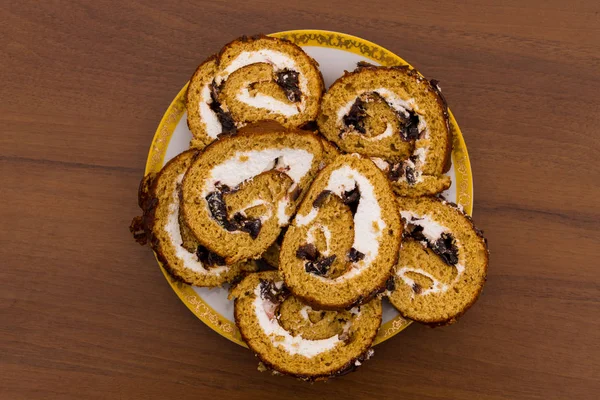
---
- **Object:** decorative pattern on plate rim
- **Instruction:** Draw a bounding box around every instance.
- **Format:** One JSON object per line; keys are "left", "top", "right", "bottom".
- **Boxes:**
{"left": 276, "top": 32, "right": 400, "bottom": 66}
{"left": 143, "top": 29, "right": 474, "bottom": 348}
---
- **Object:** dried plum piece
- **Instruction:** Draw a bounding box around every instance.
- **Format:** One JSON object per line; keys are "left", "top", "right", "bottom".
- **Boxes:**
{"left": 430, "top": 233, "right": 459, "bottom": 266}
{"left": 259, "top": 279, "right": 289, "bottom": 304}
{"left": 209, "top": 80, "right": 236, "bottom": 135}
{"left": 342, "top": 187, "right": 360, "bottom": 216}
{"left": 296, "top": 243, "right": 319, "bottom": 261}
{"left": 196, "top": 245, "right": 226, "bottom": 266}
{"left": 232, "top": 213, "right": 262, "bottom": 239}
{"left": 275, "top": 69, "right": 302, "bottom": 102}
{"left": 405, "top": 165, "right": 417, "bottom": 185}
{"left": 214, "top": 181, "right": 237, "bottom": 194}
{"left": 399, "top": 110, "right": 420, "bottom": 142}
{"left": 407, "top": 224, "right": 426, "bottom": 242}
{"left": 305, "top": 255, "right": 337, "bottom": 276}
{"left": 386, "top": 276, "right": 396, "bottom": 291}
{"left": 388, "top": 162, "right": 404, "bottom": 181}
{"left": 313, "top": 190, "right": 332, "bottom": 208}
{"left": 343, "top": 97, "right": 367, "bottom": 134}
{"left": 412, "top": 283, "right": 422, "bottom": 294}
{"left": 205, "top": 191, "right": 238, "bottom": 231}
{"left": 347, "top": 247, "right": 365, "bottom": 262}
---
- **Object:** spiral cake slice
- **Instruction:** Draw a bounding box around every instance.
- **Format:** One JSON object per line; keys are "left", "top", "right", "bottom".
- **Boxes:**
{"left": 317, "top": 64, "right": 452, "bottom": 197}
{"left": 279, "top": 154, "right": 402, "bottom": 309}
{"left": 129, "top": 150, "right": 257, "bottom": 286}
{"left": 181, "top": 125, "right": 324, "bottom": 264}
{"left": 231, "top": 271, "right": 381, "bottom": 380}
{"left": 186, "top": 35, "right": 324, "bottom": 148}
{"left": 388, "top": 197, "right": 488, "bottom": 325}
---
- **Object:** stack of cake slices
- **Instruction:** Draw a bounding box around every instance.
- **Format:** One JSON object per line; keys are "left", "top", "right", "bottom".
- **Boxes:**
{"left": 131, "top": 35, "right": 489, "bottom": 381}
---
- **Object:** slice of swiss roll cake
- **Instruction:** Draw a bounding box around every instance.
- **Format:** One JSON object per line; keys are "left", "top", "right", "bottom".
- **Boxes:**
{"left": 181, "top": 124, "right": 324, "bottom": 264}
{"left": 279, "top": 154, "right": 402, "bottom": 310}
{"left": 317, "top": 63, "right": 452, "bottom": 197}
{"left": 187, "top": 35, "right": 324, "bottom": 149}
{"left": 388, "top": 196, "right": 488, "bottom": 325}
{"left": 129, "top": 150, "right": 257, "bottom": 286}
{"left": 231, "top": 271, "right": 381, "bottom": 381}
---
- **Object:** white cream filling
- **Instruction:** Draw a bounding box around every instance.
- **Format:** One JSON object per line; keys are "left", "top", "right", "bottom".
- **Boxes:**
{"left": 370, "top": 157, "right": 390, "bottom": 171}
{"left": 295, "top": 166, "right": 385, "bottom": 282}
{"left": 306, "top": 225, "right": 333, "bottom": 256}
{"left": 336, "top": 88, "right": 416, "bottom": 123}
{"left": 400, "top": 211, "right": 447, "bottom": 241}
{"left": 237, "top": 88, "right": 300, "bottom": 116}
{"left": 215, "top": 50, "right": 309, "bottom": 115}
{"left": 294, "top": 207, "right": 318, "bottom": 226}
{"left": 299, "top": 305, "right": 311, "bottom": 320}
{"left": 253, "top": 284, "right": 340, "bottom": 357}
{"left": 202, "top": 149, "right": 314, "bottom": 227}
{"left": 397, "top": 212, "right": 466, "bottom": 295}
{"left": 393, "top": 147, "right": 429, "bottom": 184}
{"left": 365, "top": 123, "right": 394, "bottom": 141}
{"left": 396, "top": 267, "right": 449, "bottom": 296}
{"left": 198, "top": 84, "right": 223, "bottom": 139}
{"left": 164, "top": 174, "right": 228, "bottom": 275}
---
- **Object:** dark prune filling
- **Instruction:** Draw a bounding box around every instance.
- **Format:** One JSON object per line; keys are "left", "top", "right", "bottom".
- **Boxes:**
{"left": 342, "top": 187, "right": 360, "bottom": 216}
{"left": 312, "top": 186, "right": 360, "bottom": 216}
{"left": 347, "top": 247, "right": 365, "bottom": 262}
{"left": 205, "top": 191, "right": 237, "bottom": 231}
{"left": 296, "top": 243, "right": 319, "bottom": 261}
{"left": 232, "top": 212, "right": 262, "bottom": 240}
{"left": 342, "top": 97, "right": 367, "bottom": 134}
{"left": 386, "top": 276, "right": 396, "bottom": 291}
{"left": 431, "top": 233, "right": 459, "bottom": 266}
{"left": 405, "top": 165, "right": 417, "bottom": 185}
{"left": 398, "top": 110, "right": 421, "bottom": 142}
{"left": 295, "top": 243, "right": 337, "bottom": 277}
{"left": 275, "top": 69, "right": 302, "bottom": 102}
{"left": 406, "top": 221, "right": 459, "bottom": 267}
{"left": 388, "top": 162, "right": 404, "bottom": 181}
{"left": 342, "top": 91, "right": 423, "bottom": 143}
{"left": 196, "top": 245, "right": 226, "bottom": 266}
{"left": 305, "top": 255, "right": 337, "bottom": 276}
{"left": 312, "top": 190, "right": 332, "bottom": 208}
{"left": 209, "top": 80, "right": 236, "bottom": 135}
{"left": 412, "top": 283, "right": 422, "bottom": 294}
{"left": 205, "top": 186, "right": 262, "bottom": 239}
{"left": 259, "top": 279, "right": 289, "bottom": 304}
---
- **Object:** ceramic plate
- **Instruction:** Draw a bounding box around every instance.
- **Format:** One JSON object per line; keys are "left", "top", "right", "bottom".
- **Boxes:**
{"left": 144, "top": 29, "right": 474, "bottom": 347}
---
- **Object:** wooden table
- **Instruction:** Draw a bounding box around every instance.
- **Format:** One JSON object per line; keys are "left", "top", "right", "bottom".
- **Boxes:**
{"left": 2, "top": 1, "right": 599, "bottom": 398}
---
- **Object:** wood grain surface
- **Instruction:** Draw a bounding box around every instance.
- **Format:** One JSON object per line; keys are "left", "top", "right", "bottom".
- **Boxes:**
{"left": 1, "top": 1, "right": 599, "bottom": 399}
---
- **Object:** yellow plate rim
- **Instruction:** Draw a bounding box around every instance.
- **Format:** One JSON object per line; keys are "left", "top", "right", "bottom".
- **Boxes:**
{"left": 143, "top": 29, "right": 474, "bottom": 347}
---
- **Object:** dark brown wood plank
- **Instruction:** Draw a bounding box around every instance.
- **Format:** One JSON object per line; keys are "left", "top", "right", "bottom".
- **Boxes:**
{"left": 1, "top": 0, "right": 599, "bottom": 398}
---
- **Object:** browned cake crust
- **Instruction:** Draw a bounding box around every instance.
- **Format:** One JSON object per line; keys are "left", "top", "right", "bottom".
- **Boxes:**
{"left": 279, "top": 155, "right": 402, "bottom": 310}
{"left": 231, "top": 271, "right": 381, "bottom": 381}
{"left": 181, "top": 126, "right": 324, "bottom": 264}
{"left": 387, "top": 196, "right": 488, "bottom": 325}
{"left": 130, "top": 150, "right": 257, "bottom": 286}
{"left": 185, "top": 34, "right": 325, "bottom": 149}
{"left": 318, "top": 63, "right": 453, "bottom": 197}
